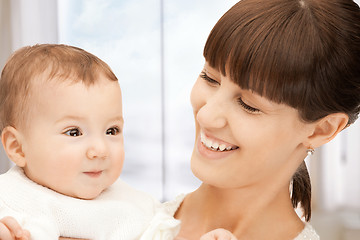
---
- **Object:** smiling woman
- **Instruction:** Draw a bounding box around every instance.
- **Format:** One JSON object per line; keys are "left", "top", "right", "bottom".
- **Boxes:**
{"left": 199, "top": 0, "right": 360, "bottom": 223}
{"left": 190, "top": 61, "right": 320, "bottom": 211}
{"left": 171, "top": 0, "right": 360, "bottom": 239}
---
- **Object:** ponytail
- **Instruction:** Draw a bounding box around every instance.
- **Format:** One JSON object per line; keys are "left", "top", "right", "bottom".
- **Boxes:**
{"left": 291, "top": 161, "right": 312, "bottom": 221}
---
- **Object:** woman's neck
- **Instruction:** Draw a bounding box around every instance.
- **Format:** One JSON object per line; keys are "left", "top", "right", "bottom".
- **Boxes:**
{"left": 175, "top": 182, "right": 304, "bottom": 240}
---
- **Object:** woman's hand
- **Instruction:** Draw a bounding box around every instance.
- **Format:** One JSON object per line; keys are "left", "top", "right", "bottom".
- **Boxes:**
{"left": 59, "top": 238, "right": 88, "bottom": 240}
{"left": 200, "top": 228, "right": 238, "bottom": 240}
{"left": 0, "top": 216, "right": 30, "bottom": 240}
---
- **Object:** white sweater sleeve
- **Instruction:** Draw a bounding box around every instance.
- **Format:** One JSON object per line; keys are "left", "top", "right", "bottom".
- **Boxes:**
{"left": 0, "top": 167, "right": 61, "bottom": 239}
{"left": 0, "top": 206, "right": 59, "bottom": 239}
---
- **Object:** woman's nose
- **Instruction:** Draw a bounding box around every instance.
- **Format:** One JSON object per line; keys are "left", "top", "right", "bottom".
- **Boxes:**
{"left": 86, "top": 138, "right": 108, "bottom": 160}
{"left": 196, "top": 93, "right": 227, "bottom": 129}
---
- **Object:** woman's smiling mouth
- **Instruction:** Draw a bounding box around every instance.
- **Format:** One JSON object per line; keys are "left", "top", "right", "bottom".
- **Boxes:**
{"left": 200, "top": 131, "right": 239, "bottom": 152}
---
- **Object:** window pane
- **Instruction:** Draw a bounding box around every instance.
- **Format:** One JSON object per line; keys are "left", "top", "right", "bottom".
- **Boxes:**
{"left": 58, "top": 0, "right": 164, "bottom": 198}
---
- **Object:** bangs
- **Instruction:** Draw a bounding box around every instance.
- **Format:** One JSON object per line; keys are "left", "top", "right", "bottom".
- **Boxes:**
{"left": 204, "top": 0, "right": 322, "bottom": 110}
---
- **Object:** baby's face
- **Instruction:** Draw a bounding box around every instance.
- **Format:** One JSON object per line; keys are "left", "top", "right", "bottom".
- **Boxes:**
{"left": 18, "top": 75, "right": 124, "bottom": 199}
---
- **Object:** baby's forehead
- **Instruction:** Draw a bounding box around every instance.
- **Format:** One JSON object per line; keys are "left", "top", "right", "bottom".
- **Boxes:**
{"left": 31, "top": 74, "right": 78, "bottom": 88}
{"left": 30, "top": 70, "right": 113, "bottom": 89}
{"left": 25, "top": 75, "right": 122, "bottom": 117}
{"left": 31, "top": 62, "right": 113, "bottom": 84}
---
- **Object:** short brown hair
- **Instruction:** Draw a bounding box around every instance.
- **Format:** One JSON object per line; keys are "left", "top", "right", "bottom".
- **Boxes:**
{"left": 0, "top": 44, "right": 118, "bottom": 133}
{"left": 204, "top": 0, "right": 360, "bottom": 221}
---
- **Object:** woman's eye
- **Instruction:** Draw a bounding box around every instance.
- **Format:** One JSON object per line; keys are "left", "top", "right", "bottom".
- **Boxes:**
{"left": 237, "top": 98, "right": 260, "bottom": 113}
{"left": 64, "top": 128, "right": 82, "bottom": 137}
{"left": 106, "top": 127, "right": 120, "bottom": 136}
{"left": 200, "top": 71, "right": 219, "bottom": 85}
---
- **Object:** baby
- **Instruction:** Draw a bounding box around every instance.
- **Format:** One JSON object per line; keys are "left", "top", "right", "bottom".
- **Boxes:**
{"left": 0, "top": 44, "right": 179, "bottom": 239}
{"left": 0, "top": 44, "right": 238, "bottom": 240}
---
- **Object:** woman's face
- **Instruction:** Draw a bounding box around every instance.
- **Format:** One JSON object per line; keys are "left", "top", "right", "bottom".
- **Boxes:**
{"left": 190, "top": 62, "right": 313, "bottom": 189}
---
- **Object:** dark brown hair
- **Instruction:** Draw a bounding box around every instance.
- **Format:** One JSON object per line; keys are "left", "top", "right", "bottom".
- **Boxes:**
{"left": 204, "top": 0, "right": 360, "bottom": 221}
{"left": 0, "top": 44, "right": 118, "bottom": 133}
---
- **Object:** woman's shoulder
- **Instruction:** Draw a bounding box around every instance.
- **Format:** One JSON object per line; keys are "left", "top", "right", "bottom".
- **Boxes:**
{"left": 162, "top": 194, "right": 320, "bottom": 240}
{"left": 294, "top": 223, "right": 320, "bottom": 240}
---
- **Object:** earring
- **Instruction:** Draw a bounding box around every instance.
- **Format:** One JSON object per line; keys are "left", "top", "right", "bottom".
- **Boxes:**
{"left": 307, "top": 148, "right": 315, "bottom": 156}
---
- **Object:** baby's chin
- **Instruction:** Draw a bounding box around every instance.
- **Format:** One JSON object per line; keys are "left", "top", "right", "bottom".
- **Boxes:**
{"left": 75, "top": 188, "right": 106, "bottom": 200}
{"left": 61, "top": 186, "right": 107, "bottom": 200}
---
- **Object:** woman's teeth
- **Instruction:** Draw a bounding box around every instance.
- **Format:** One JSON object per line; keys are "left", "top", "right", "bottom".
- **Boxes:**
{"left": 200, "top": 132, "right": 238, "bottom": 152}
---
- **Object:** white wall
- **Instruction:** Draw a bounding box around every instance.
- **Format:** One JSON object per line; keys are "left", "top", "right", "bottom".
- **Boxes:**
{"left": 0, "top": 0, "right": 58, "bottom": 173}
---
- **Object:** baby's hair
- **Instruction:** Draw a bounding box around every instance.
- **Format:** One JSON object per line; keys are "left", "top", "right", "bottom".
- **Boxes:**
{"left": 0, "top": 44, "right": 118, "bottom": 134}
{"left": 204, "top": 0, "right": 360, "bottom": 221}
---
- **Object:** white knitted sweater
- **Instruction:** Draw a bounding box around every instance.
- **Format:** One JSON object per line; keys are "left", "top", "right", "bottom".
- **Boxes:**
{"left": 0, "top": 166, "right": 180, "bottom": 240}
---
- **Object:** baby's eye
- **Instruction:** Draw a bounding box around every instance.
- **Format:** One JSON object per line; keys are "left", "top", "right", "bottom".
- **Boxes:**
{"left": 106, "top": 127, "right": 120, "bottom": 136}
{"left": 64, "top": 128, "right": 82, "bottom": 137}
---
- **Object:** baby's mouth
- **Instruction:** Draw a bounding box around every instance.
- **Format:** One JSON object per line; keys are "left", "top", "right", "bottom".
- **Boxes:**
{"left": 83, "top": 170, "right": 103, "bottom": 178}
{"left": 200, "top": 132, "right": 239, "bottom": 152}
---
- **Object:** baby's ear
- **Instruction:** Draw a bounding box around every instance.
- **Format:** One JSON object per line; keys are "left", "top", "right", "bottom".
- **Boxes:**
{"left": 306, "top": 113, "right": 348, "bottom": 148}
{"left": 1, "top": 126, "right": 26, "bottom": 167}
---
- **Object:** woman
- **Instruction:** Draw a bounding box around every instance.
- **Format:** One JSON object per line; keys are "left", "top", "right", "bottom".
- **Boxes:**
{"left": 166, "top": 0, "right": 360, "bottom": 239}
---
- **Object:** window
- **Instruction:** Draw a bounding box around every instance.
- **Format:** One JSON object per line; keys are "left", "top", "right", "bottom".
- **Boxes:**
{"left": 57, "top": 0, "right": 239, "bottom": 200}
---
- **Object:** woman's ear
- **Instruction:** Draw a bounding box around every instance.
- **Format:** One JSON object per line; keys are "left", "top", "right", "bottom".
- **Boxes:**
{"left": 1, "top": 126, "right": 26, "bottom": 167}
{"left": 307, "top": 113, "right": 348, "bottom": 148}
